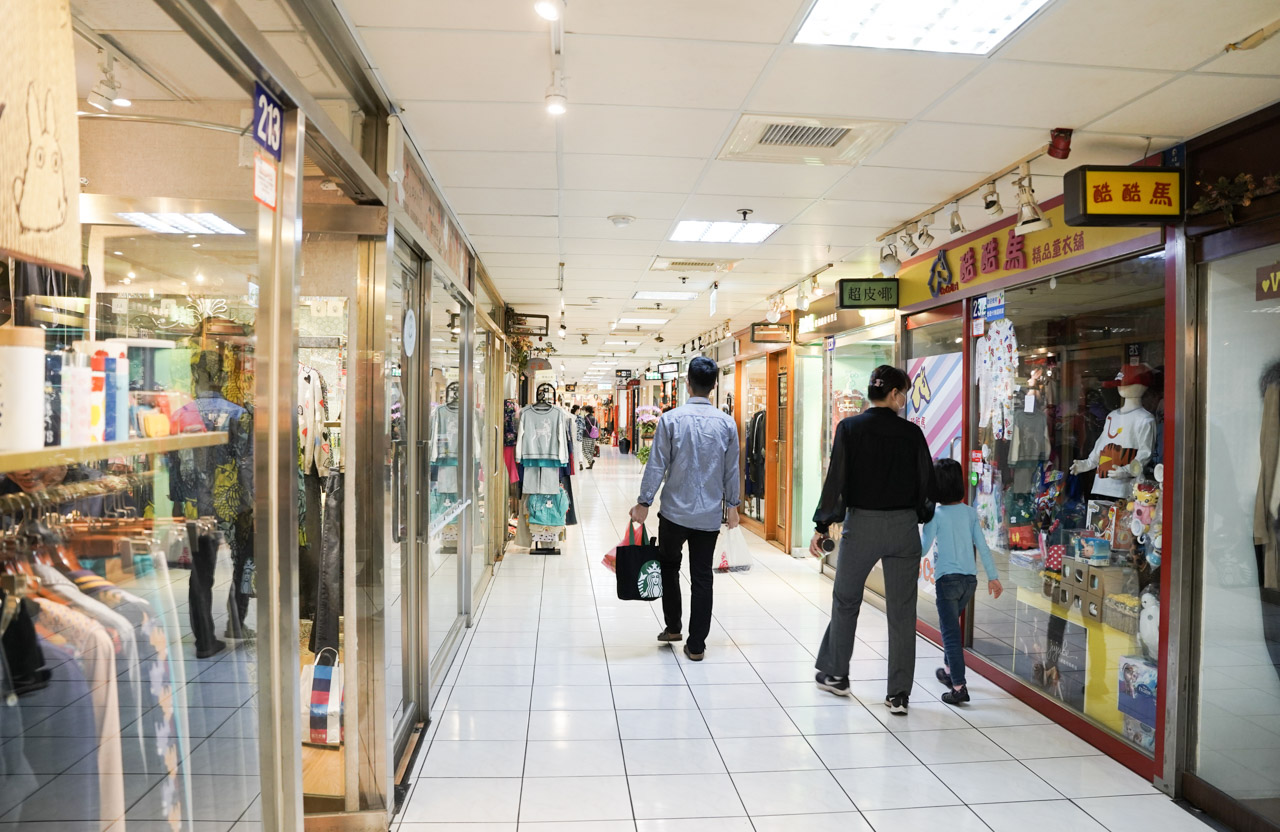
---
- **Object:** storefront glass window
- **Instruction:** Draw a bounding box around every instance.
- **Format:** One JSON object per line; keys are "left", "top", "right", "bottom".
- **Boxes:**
{"left": 471, "top": 324, "right": 489, "bottom": 601}
{"left": 793, "top": 343, "right": 824, "bottom": 554}
{"left": 1191, "top": 243, "right": 1280, "bottom": 821}
{"left": 741, "top": 357, "right": 768, "bottom": 523}
{"left": 428, "top": 276, "right": 466, "bottom": 670}
{"left": 969, "top": 255, "right": 1165, "bottom": 752}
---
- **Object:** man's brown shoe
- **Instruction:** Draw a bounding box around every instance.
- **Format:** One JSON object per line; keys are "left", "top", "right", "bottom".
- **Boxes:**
{"left": 683, "top": 644, "right": 704, "bottom": 661}
{"left": 657, "top": 630, "right": 683, "bottom": 642}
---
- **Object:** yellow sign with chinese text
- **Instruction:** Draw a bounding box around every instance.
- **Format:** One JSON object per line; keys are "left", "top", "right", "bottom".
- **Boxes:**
{"left": 1063, "top": 165, "right": 1183, "bottom": 226}
{"left": 898, "top": 203, "right": 1159, "bottom": 308}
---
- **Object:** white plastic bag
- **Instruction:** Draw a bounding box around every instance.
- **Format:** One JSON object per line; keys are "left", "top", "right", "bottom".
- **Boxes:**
{"left": 715, "top": 526, "right": 752, "bottom": 573}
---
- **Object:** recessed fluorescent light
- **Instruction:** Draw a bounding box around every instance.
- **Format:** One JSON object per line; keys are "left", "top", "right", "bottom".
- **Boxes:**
{"left": 116, "top": 212, "right": 245, "bottom": 235}
{"left": 605, "top": 340, "right": 641, "bottom": 346}
{"left": 617, "top": 317, "right": 669, "bottom": 326}
{"left": 795, "top": 0, "right": 1050, "bottom": 55}
{"left": 634, "top": 291, "right": 698, "bottom": 301}
{"left": 670, "top": 220, "right": 779, "bottom": 244}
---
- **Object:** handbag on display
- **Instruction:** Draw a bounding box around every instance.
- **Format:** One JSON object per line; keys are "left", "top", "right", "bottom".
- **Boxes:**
{"left": 614, "top": 522, "right": 662, "bottom": 601}
{"left": 301, "top": 647, "right": 344, "bottom": 746}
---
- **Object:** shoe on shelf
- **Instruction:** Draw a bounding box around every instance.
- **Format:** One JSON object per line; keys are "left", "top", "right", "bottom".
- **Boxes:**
{"left": 941, "top": 685, "right": 971, "bottom": 706}
{"left": 815, "top": 672, "right": 851, "bottom": 697}
{"left": 936, "top": 667, "right": 953, "bottom": 687}
{"left": 657, "top": 630, "right": 683, "bottom": 642}
{"left": 884, "top": 693, "right": 909, "bottom": 714}
{"left": 683, "top": 644, "right": 704, "bottom": 662}
{"left": 196, "top": 640, "right": 226, "bottom": 659}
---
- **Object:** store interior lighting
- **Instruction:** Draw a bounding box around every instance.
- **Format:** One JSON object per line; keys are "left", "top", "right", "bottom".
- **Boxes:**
{"left": 116, "top": 212, "right": 245, "bottom": 235}
{"left": 87, "top": 52, "right": 131, "bottom": 111}
{"left": 617, "top": 316, "right": 668, "bottom": 326}
{"left": 633, "top": 291, "right": 698, "bottom": 301}
{"left": 669, "top": 220, "right": 780, "bottom": 244}
{"left": 558, "top": 315, "right": 567, "bottom": 338}
{"left": 899, "top": 223, "right": 920, "bottom": 257}
{"left": 810, "top": 275, "right": 826, "bottom": 298}
{"left": 916, "top": 214, "right": 935, "bottom": 249}
{"left": 948, "top": 202, "right": 967, "bottom": 236}
{"left": 983, "top": 181, "right": 1003, "bottom": 216}
{"left": 764, "top": 295, "right": 783, "bottom": 324}
{"left": 794, "top": 0, "right": 1051, "bottom": 55}
{"left": 533, "top": 0, "right": 564, "bottom": 20}
{"left": 796, "top": 280, "right": 810, "bottom": 312}
{"left": 880, "top": 244, "right": 902, "bottom": 277}
{"left": 1013, "top": 164, "right": 1052, "bottom": 235}
{"left": 580, "top": 333, "right": 589, "bottom": 345}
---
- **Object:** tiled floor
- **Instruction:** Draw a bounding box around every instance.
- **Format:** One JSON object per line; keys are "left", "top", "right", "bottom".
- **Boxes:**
{"left": 397, "top": 449, "right": 1217, "bottom": 831}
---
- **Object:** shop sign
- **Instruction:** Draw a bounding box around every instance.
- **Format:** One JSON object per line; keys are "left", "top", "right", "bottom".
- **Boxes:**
{"left": 398, "top": 141, "right": 468, "bottom": 282}
{"left": 1259, "top": 262, "right": 1280, "bottom": 301}
{"left": 564, "top": 383, "right": 576, "bottom": 392}
{"left": 644, "top": 371, "right": 661, "bottom": 380}
{"left": 837, "top": 278, "right": 899, "bottom": 309}
{"left": 1, "top": 0, "right": 82, "bottom": 274}
{"left": 657, "top": 361, "right": 679, "bottom": 375}
{"left": 615, "top": 369, "right": 633, "bottom": 381}
{"left": 898, "top": 202, "right": 1157, "bottom": 308}
{"left": 751, "top": 322, "right": 791, "bottom": 343}
{"left": 970, "top": 298, "right": 986, "bottom": 337}
{"left": 1063, "top": 165, "right": 1183, "bottom": 226}
{"left": 825, "top": 335, "right": 836, "bottom": 352}
{"left": 985, "top": 289, "right": 1005, "bottom": 322}
{"left": 252, "top": 152, "right": 278, "bottom": 210}
{"left": 797, "top": 311, "right": 838, "bottom": 335}
{"left": 252, "top": 82, "right": 284, "bottom": 161}
{"left": 507, "top": 312, "right": 549, "bottom": 337}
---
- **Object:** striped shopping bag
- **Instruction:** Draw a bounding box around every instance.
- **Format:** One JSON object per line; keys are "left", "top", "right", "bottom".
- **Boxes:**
{"left": 301, "top": 647, "right": 344, "bottom": 746}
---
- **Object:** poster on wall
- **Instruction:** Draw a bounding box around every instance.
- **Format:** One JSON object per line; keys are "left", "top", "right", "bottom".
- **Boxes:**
{"left": 1, "top": 0, "right": 82, "bottom": 274}
{"left": 905, "top": 352, "right": 964, "bottom": 460}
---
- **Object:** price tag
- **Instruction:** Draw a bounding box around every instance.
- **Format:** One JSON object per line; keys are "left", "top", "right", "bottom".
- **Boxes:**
{"left": 253, "top": 153, "right": 278, "bottom": 211}
{"left": 1024, "top": 392, "right": 1036, "bottom": 413}
{"left": 252, "top": 82, "right": 284, "bottom": 161}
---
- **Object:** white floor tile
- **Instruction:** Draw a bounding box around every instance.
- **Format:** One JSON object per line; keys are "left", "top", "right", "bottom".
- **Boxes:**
{"left": 628, "top": 773, "right": 746, "bottom": 819}
{"left": 622, "top": 738, "right": 727, "bottom": 775}
{"left": 690, "top": 683, "right": 779, "bottom": 709}
{"left": 714, "top": 735, "right": 825, "bottom": 772}
{"left": 531, "top": 685, "right": 615, "bottom": 710}
{"left": 869, "top": 700, "right": 972, "bottom": 732}
{"left": 982, "top": 723, "right": 1102, "bottom": 759}
{"left": 420, "top": 741, "right": 526, "bottom": 778}
{"left": 527, "top": 710, "right": 620, "bottom": 741}
{"left": 401, "top": 778, "right": 521, "bottom": 823}
{"left": 612, "top": 685, "right": 698, "bottom": 710}
{"left": 519, "top": 823, "right": 635, "bottom": 832}
{"left": 1072, "top": 795, "right": 1217, "bottom": 832}
{"left": 700, "top": 707, "right": 801, "bottom": 739}
{"left": 519, "top": 775, "right": 633, "bottom": 822}
{"left": 524, "top": 740, "right": 625, "bottom": 777}
{"left": 786, "top": 704, "right": 888, "bottom": 736}
{"left": 970, "top": 798, "right": 1109, "bottom": 832}
{"left": 750, "top": 813, "right": 873, "bottom": 832}
{"left": 444, "top": 685, "right": 532, "bottom": 711}
{"left": 731, "top": 769, "right": 855, "bottom": 815}
{"left": 806, "top": 732, "right": 919, "bottom": 770}
{"left": 862, "top": 805, "right": 992, "bottom": 832}
{"left": 617, "top": 709, "right": 711, "bottom": 740}
{"left": 895, "top": 728, "right": 1012, "bottom": 764}
{"left": 533, "top": 665, "right": 613, "bottom": 686}
{"left": 1022, "top": 755, "right": 1159, "bottom": 798}
{"left": 831, "top": 764, "right": 961, "bottom": 811}
{"left": 634, "top": 819, "right": 753, "bottom": 832}
{"left": 927, "top": 760, "right": 1062, "bottom": 803}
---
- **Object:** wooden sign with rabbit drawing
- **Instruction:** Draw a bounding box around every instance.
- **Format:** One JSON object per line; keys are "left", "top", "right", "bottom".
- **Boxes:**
{"left": 1, "top": 0, "right": 82, "bottom": 275}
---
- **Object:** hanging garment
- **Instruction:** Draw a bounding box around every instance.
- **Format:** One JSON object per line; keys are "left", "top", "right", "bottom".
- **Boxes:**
{"left": 526, "top": 488, "right": 570, "bottom": 527}
{"left": 431, "top": 403, "right": 462, "bottom": 493}
{"left": 1256, "top": 361, "right": 1280, "bottom": 589}
{"left": 1, "top": 591, "right": 49, "bottom": 696}
{"left": 521, "top": 458, "right": 562, "bottom": 495}
{"left": 516, "top": 405, "right": 569, "bottom": 466}
{"left": 298, "top": 366, "right": 330, "bottom": 476}
{"left": 560, "top": 467, "right": 578, "bottom": 526}
{"left": 311, "top": 470, "right": 345, "bottom": 655}
{"left": 980, "top": 319, "right": 1019, "bottom": 440}
{"left": 504, "top": 399, "right": 519, "bottom": 446}
{"left": 1084, "top": 406, "right": 1156, "bottom": 500}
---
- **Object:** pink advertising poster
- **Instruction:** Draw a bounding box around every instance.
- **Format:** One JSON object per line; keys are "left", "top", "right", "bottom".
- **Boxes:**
{"left": 905, "top": 352, "right": 964, "bottom": 461}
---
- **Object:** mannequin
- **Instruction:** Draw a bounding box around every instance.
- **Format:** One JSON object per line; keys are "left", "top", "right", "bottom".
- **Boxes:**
{"left": 1069, "top": 365, "right": 1156, "bottom": 500}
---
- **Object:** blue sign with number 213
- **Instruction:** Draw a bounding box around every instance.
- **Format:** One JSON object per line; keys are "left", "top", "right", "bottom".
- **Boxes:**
{"left": 253, "top": 82, "right": 283, "bottom": 161}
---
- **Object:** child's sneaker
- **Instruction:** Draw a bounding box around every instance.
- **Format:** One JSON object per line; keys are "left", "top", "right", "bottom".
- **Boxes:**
{"left": 941, "top": 685, "right": 970, "bottom": 706}
{"left": 936, "top": 667, "right": 952, "bottom": 687}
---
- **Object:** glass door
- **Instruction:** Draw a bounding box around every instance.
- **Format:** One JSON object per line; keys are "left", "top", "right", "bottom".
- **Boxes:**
{"left": 773, "top": 352, "right": 790, "bottom": 544}
{"left": 741, "top": 357, "right": 767, "bottom": 523}
{"left": 471, "top": 324, "right": 491, "bottom": 608}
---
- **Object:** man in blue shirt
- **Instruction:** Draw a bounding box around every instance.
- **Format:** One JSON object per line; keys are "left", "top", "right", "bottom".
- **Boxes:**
{"left": 631, "top": 356, "right": 740, "bottom": 660}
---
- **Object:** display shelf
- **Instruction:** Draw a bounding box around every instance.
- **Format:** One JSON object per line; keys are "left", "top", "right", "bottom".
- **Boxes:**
{"left": 0, "top": 432, "right": 228, "bottom": 471}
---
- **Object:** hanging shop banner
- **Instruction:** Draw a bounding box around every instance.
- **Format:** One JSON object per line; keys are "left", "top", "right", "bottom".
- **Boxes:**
{"left": 1258, "top": 261, "right": 1280, "bottom": 302}
{"left": 905, "top": 352, "right": 964, "bottom": 461}
{"left": 1063, "top": 165, "right": 1183, "bottom": 226}
{"left": 506, "top": 312, "right": 549, "bottom": 337}
{"left": 393, "top": 123, "right": 469, "bottom": 284}
{"left": 897, "top": 201, "right": 1158, "bottom": 309}
{"left": 750, "top": 322, "right": 791, "bottom": 343}
{"left": 1, "top": 0, "right": 82, "bottom": 274}
{"left": 615, "top": 369, "right": 633, "bottom": 381}
{"left": 837, "top": 278, "right": 898, "bottom": 309}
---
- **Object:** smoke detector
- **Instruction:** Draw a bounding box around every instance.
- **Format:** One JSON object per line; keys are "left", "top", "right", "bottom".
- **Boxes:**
{"left": 608, "top": 215, "right": 635, "bottom": 228}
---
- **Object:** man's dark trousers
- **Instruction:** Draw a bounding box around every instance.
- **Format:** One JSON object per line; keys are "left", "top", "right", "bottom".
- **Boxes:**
{"left": 658, "top": 514, "right": 720, "bottom": 654}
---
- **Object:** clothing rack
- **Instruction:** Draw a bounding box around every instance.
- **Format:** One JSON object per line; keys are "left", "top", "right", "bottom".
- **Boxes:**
{"left": 0, "top": 471, "right": 154, "bottom": 518}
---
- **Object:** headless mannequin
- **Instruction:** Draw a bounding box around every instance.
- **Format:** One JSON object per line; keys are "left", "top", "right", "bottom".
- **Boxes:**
{"left": 1070, "top": 383, "right": 1155, "bottom": 500}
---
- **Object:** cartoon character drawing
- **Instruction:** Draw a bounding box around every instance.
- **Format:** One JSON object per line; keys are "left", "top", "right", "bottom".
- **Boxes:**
{"left": 638, "top": 560, "right": 663, "bottom": 599}
{"left": 13, "top": 83, "right": 68, "bottom": 232}
{"left": 1096, "top": 443, "right": 1138, "bottom": 479}
{"left": 909, "top": 367, "right": 931, "bottom": 411}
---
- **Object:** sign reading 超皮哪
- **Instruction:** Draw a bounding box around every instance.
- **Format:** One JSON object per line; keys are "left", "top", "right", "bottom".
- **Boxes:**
{"left": 896, "top": 198, "right": 1160, "bottom": 310}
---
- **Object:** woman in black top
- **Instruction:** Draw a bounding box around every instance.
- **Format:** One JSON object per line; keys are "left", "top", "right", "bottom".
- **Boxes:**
{"left": 809, "top": 365, "right": 936, "bottom": 713}
{"left": 581, "top": 406, "right": 599, "bottom": 469}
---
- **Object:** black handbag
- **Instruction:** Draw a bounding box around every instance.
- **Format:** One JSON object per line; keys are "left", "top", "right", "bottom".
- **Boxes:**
{"left": 614, "top": 522, "right": 663, "bottom": 601}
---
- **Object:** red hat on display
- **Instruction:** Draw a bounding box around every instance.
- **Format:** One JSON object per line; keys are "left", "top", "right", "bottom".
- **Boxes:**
{"left": 1103, "top": 364, "right": 1154, "bottom": 388}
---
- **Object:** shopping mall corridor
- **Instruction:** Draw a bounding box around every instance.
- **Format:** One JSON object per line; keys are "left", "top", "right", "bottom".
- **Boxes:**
{"left": 398, "top": 448, "right": 1214, "bottom": 832}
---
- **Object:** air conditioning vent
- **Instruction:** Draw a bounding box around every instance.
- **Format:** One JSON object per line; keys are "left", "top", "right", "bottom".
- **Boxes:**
{"left": 651, "top": 257, "right": 740, "bottom": 273}
{"left": 759, "top": 123, "right": 850, "bottom": 148}
{"left": 719, "top": 113, "right": 901, "bottom": 166}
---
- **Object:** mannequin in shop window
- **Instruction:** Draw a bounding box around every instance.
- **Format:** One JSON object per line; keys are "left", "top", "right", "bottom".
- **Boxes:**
{"left": 1069, "top": 364, "right": 1157, "bottom": 501}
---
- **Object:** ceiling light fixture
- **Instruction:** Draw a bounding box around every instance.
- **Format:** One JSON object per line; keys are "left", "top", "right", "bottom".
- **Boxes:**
{"left": 982, "top": 181, "right": 1003, "bottom": 216}
{"left": 534, "top": 0, "right": 564, "bottom": 20}
{"left": 794, "top": 0, "right": 1052, "bottom": 55}
{"left": 545, "top": 68, "right": 567, "bottom": 116}
{"left": 558, "top": 315, "right": 567, "bottom": 339}
{"left": 617, "top": 317, "right": 669, "bottom": 326}
{"left": 796, "top": 280, "right": 810, "bottom": 312}
{"left": 609, "top": 214, "right": 635, "bottom": 228}
{"left": 1048, "top": 127, "right": 1073, "bottom": 160}
{"left": 809, "top": 275, "right": 826, "bottom": 298}
{"left": 947, "top": 202, "right": 967, "bottom": 237}
{"left": 450, "top": 312, "right": 462, "bottom": 335}
{"left": 580, "top": 334, "right": 589, "bottom": 345}
{"left": 115, "top": 212, "right": 245, "bottom": 235}
{"left": 633, "top": 291, "right": 697, "bottom": 301}
{"left": 669, "top": 219, "right": 779, "bottom": 244}
{"left": 899, "top": 224, "right": 920, "bottom": 258}
{"left": 1013, "top": 164, "right": 1052, "bottom": 236}
{"left": 87, "top": 52, "right": 131, "bottom": 111}
{"left": 880, "top": 244, "right": 902, "bottom": 277}
{"left": 916, "top": 214, "right": 935, "bottom": 249}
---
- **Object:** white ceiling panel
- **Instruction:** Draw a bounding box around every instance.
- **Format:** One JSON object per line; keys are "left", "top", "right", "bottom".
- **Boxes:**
{"left": 999, "top": 0, "right": 1280, "bottom": 71}
{"left": 558, "top": 217, "right": 673, "bottom": 240}
{"left": 748, "top": 46, "right": 982, "bottom": 120}
{"left": 678, "top": 194, "right": 812, "bottom": 225}
{"left": 655, "top": 241, "right": 762, "bottom": 260}
{"left": 475, "top": 252, "right": 562, "bottom": 269}
{"left": 695, "top": 160, "right": 852, "bottom": 199}
{"left": 1028, "top": 134, "right": 1176, "bottom": 177}
{"left": 924, "top": 62, "right": 1174, "bottom": 129}
{"left": 559, "top": 238, "right": 662, "bottom": 256}
{"left": 483, "top": 266, "right": 559, "bottom": 282}
{"left": 444, "top": 188, "right": 558, "bottom": 216}
{"left": 562, "top": 105, "right": 738, "bottom": 157}
{"left": 795, "top": 199, "right": 932, "bottom": 228}
{"left": 826, "top": 166, "right": 982, "bottom": 204}
{"left": 559, "top": 190, "right": 687, "bottom": 220}
{"left": 1200, "top": 35, "right": 1280, "bottom": 76}
{"left": 428, "top": 152, "right": 558, "bottom": 189}
{"left": 1088, "top": 74, "right": 1280, "bottom": 138}
{"left": 456, "top": 214, "right": 559, "bottom": 237}
{"left": 400, "top": 103, "right": 556, "bottom": 152}
{"left": 469, "top": 236, "right": 561, "bottom": 254}
{"left": 751, "top": 244, "right": 853, "bottom": 263}
{"left": 106, "top": 32, "right": 245, "bottom": 99}
{"left": 359, "top": 30, "right": 547, "bottom": 102}
{"left": 561, "top": 154, "right": 706, "bottom": 193}
{"left": 346, "top": 0, "right": 544, "bottom": 30}
{"left": 74, "top": 0, "right": 180, "bottom": 30}
{"left": 568, "top": 0, "right": 806, "bottom": 43}
{"left": 868, "top": 122, "right": 1049, "bottom": 173}
{"left": 765, "top": 224, "right": 884, "bottom": 248}
{"left": 568, "top": 36, "right": 773, "bottom": 110}
{"left": 563, "top": 254, "right": 656, "bottom": 270}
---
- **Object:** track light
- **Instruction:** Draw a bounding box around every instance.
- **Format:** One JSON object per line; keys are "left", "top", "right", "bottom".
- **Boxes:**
{"left": 545, "top": 91, "right": 567, "bottom": 116}
{"left": 916, "top": 215, "right": 935, "bottom": 250}
{"left": 880, "top": 244, "right": 901, "bottom": 277}
{"left": 809, "top": 275, "right": 825, "bottom": 298}
{"left": 534, "top": 0, "right": 564, "bottom": 20}
{"left": 982, "top": 181, "right": 1003, "bottom": 216}
{"left": 558, "top": 315, "right": 567, "bottom": 339}
{"left": 765, "top": 295, "right": 782, "bottom": 324}
{"left": 580, "top": 333, "right": 589, "bottom": 345}
{"left": 796, "top": 280, "right": 810, "bottom": 312}
{"left": 948, "top": 202, "right": 967, "bottom": 237}
{"left": 1013, "top": 165, "right": 1052, "bottom": 236}
{"left": 899, "top": 224, "right": 919, "bottom": 258}
{"left": 450, "top": 312, "right": 462, "bottom": 335}
{"left": 87, "top": 53, "right": 130, "bottom": 112}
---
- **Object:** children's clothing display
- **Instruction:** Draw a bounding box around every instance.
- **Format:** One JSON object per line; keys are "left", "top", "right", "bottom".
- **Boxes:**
{"left": 1079, "top": 405, "right": 1156, "bottom": 500}
{"left": 515, "top": 400, "right": 571, "bottom": 545}
{"left": 978, "top": 318, "right": 1018, "bottom": 439}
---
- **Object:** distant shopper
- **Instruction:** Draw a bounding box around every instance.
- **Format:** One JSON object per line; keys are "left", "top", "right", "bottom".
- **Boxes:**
{"left": 922, "top": 458, "right": 1003, "bottom": 705}
{"left": 810, "top": 365, "right": 935, "bottom": 713}
{"left": 571, "top": 404, "right": 585, "bottom": 470}
{"left": 631, "top": 356, "right": 740, "bottom": 661}
{"left": 582, "top": 406, "right": 599, "bottom": 469}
